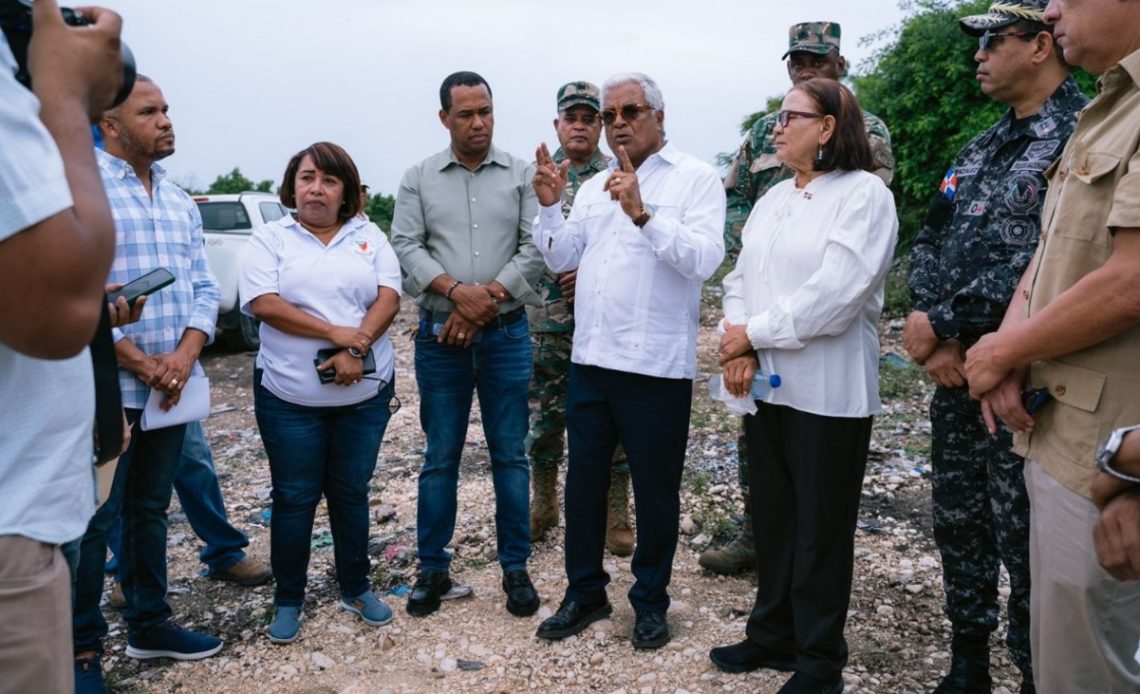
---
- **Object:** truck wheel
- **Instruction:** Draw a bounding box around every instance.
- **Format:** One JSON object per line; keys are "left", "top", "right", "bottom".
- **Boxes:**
{"left": 223, "top": 313, "right": 260, "bottom": 351}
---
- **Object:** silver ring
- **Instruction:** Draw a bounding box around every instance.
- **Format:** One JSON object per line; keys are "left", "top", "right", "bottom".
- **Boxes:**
{"left": 457, "top": 333, "right": 467, "bottom": 339}
{"left": 613, "top": 177, "right": 622, "bottom": 184}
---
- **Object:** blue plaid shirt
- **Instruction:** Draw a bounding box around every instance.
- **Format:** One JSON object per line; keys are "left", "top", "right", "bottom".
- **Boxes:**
{"left": 98, "top": 149, "right": 219, "bottom": 409}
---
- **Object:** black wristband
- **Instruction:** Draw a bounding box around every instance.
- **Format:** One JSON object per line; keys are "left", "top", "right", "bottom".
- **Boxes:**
{"left": 445, "top": 280, "right": 462, "bottom": 300}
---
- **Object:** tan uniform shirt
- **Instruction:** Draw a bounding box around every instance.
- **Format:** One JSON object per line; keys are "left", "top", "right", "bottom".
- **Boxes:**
{"left": 1013, "top": 49, "right": 1140, "bottom": 497}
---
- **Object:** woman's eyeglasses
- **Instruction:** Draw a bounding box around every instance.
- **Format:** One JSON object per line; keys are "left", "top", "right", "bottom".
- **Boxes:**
{"left": 776, "top": 110, "right": 823, "bottom": 128}
{"left": 600, "top": 103, "right": 654, "bottom": 125}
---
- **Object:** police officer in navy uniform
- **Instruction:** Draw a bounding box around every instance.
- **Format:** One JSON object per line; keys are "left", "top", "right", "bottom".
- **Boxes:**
{"left": 902, "top": 2, "right": 1088, "bottom": 691}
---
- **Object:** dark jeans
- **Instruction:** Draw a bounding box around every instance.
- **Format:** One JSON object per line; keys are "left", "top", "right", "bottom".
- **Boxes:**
{"left": 563, "top": 364, "right": 692, "bottom": 614}
{"left": 744, "top": 402, "right": 872, "bottom": 682}
{"left": 73, "top": 413, "right": 187, "bottom": 651}
{"left": 413, "top": 312, "right": 532, "bottom": 573}
{"left": 106, "top": 420, "right": 248, "bottom": 576}
{"left": 254, "top": 370, "right": 394, "bottom": 606}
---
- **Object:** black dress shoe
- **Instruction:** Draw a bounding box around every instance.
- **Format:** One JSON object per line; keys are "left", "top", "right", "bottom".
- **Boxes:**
{"left": 406, "top": 570, "right": 451, "bottom": 617}
{"left": 535, "top": 599, "right": 613, "bottom": 639}
{"left": 775, "top": 671, "right": 844, "bottom": 694}
{"left": 709, "top": 638, "right": 797, "bottom": 673}
{"left": 502, "top": 568, "right": 540, "bottom": 617}
{"left": 632, "top": 611, "right": 670, "bottom": 649}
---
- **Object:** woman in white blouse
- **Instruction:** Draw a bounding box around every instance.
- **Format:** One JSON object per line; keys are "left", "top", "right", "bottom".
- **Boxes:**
{"left": 238, "top": 142, "right": 402, "bottom": 645}
{"left": 708, "top": 79, "right": 898, "bottom": 693}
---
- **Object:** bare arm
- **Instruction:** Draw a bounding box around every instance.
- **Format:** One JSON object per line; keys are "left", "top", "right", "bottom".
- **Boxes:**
{"left": 0, "top": 2, "right": 124, "bottom": 358}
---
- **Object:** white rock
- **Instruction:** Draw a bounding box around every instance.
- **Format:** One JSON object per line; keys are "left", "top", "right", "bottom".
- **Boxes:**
{"left": 637, "top": 672, "right": 657, "bottom": 683}
{"left": 311, "top": 652, "right": 335, "bottom": 670}
{"left": 590, "top": 653, "right": 605, "bottom": 665}
{"left": 679, "top": 515, "right": 698, "bottom": 535}
{"left": 876, "top": 605, "right": 895, "bottom": 617}
{"left": 905, "top": 584, "right": 925, "bottom": 595}
{"left": 278, "top": 664, "right": 298, "bottom": 677}
{"left": 537, "top": 605, "right": 554, "bottom": 619}
{"left": 440, "top": 658, "right": 458, "bottom": 672}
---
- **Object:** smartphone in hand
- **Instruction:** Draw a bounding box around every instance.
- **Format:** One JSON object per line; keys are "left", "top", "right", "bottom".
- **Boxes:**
{"left": 107, "top": 268, "right": 175, "bottom": 306}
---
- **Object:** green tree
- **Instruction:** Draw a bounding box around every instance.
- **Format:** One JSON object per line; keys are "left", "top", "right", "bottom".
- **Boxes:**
{"left": 207, "top": 167, "right": 274, "bottom": 195}
{"left": 853, "top": 0, "right": 1097, "bottom": 253}
{"left": 365, "top": 193, "right": 396, "bottom": 232}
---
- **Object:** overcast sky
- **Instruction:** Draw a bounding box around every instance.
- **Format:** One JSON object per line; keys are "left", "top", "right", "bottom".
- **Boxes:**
{"left": 95, "top": 0, "right": 909, "bottom": 195}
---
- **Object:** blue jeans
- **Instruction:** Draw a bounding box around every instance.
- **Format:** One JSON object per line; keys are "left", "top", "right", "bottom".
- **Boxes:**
{"left": 73, "top": 413, "right": 186, "bottom": 651}
{"left": 106, "top": 421, "right": 248, "bottom": 576}
{"left": 414, "top": 312, "right": 532, "bottom": 573}
{"left": 254, "top": 370, "right": 394, "bottom": 607}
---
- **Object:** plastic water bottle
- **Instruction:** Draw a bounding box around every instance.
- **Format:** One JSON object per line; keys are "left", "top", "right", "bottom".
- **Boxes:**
{"left": 750, "top": 372, "right": 782, "bottom": 398}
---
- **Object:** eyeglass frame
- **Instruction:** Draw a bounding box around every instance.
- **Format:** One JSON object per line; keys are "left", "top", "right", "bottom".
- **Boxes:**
{"left": 776, "top": 109, "right": 824, "bottom": 128}
{"left": 600, "top": 102, "right": 654, "bottom": 125}
{"left": 978, "top": 30, "right": 1033, "bottom": 53}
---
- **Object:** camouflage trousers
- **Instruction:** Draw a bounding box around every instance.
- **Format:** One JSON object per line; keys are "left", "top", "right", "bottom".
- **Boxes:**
{"left": 527, "top": 331, "right": 628, "bottom": 472}
{"left": 930, "top": 386, "right": 1032, "bottom": 679}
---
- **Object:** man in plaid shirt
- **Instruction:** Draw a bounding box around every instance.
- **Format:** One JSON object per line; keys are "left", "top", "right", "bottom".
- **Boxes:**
{"left": 71, "top": 75, "right": 222, "bottom": 690}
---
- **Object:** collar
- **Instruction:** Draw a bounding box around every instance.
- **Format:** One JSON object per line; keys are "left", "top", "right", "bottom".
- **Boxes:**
{"left": 1104, "top": 47, "right": 1140, "bottom": 93}
{"left": 280, "top": 212, "right": 369, "bottom": 246}
{"left": 986, "top": 76, "right": 1085, "bottom": 144}
{"left": 437, "top": 144, "right": 511, "bottom": 172}
{"left": 95, "top": 148, "right": 167, "bottom": 185}
{"left": 605, "top": 140, "right": 679, "bottom": 172}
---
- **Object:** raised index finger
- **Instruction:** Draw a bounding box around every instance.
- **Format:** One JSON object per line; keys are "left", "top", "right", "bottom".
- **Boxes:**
{"left": 619, "top": 146, "right": 635, "bottom": 173}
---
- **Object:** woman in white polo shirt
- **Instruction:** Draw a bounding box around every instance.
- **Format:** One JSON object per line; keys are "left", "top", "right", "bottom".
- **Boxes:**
{"left": 239, "top": 142, "right": 401, "bottom": 644}
{"left": 707, "top": 79, "right": 898, "bottom": 692}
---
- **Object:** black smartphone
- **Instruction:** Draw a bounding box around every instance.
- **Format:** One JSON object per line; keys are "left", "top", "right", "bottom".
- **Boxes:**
{"left": 107, "top": 268, "right": 175, "bottom": 306}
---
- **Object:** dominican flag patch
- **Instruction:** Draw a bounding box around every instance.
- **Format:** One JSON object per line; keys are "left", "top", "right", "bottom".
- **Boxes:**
{"left": 940, "top": 169, "right": 958, "bottom": 201}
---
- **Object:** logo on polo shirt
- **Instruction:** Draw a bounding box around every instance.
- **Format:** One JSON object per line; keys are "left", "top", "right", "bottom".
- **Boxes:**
{"left": 355, "top": 239, "right": 369, "bottom": 253}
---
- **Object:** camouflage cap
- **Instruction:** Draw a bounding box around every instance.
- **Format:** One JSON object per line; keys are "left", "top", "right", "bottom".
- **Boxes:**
{"left": 782, "top": 21, "right": 841, "bottom": 60}
{"left": 556, "top": 81, "right": 601, "bottom": 113}
{"left": 959, "top": 0, "right": 1048, "bottom": 36}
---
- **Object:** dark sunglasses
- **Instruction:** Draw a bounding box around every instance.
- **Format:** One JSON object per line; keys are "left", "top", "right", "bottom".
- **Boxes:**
{"left": 600, "top": 103, "right": 653, "bottom": 125}
{"left": 776, "top": 110, "right": 823, "bottom": 128}
{"left": 561, "top": 112, "right": 599, "bottom": 125}
{"left": 978, "top": 30, "right": 1031, "bottom": 52}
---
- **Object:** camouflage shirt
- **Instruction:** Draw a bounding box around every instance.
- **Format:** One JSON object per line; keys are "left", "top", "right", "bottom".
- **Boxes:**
{"left": 723, "top": 108, "right": 894, "bottom": 260}
{"left": 907, "top": 76, "right": 1087, "bottom": 346}
{"left": 527, "top": 146, "right": 611, "bottom": 333}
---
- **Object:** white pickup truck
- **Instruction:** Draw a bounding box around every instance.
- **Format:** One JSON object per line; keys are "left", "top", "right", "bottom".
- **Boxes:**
{"left": 196, "top": 192, "right": 289, "bottom": 350}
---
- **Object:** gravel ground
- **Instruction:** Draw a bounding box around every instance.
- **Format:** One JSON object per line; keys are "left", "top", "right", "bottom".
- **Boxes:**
{"left": 95, "top": 296, "right": 1023, "bottom": 694}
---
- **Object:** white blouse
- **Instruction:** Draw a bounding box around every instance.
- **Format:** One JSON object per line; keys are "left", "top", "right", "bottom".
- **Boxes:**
{"left": 722, "top": 169, "right": 898, "bottom": 418}
{"left": 239, "top": 216, "right": 402, "bottom": 408}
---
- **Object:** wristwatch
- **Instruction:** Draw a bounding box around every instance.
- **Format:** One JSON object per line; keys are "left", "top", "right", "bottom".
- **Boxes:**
{"left": 347, "top": 347, "right": 366, "bottom": 359}
{"left": 1096, "top": 424, "right": 1140, "bottom": 482}
{"left": 632, "top": 204, "right": 656, "bottom": 228}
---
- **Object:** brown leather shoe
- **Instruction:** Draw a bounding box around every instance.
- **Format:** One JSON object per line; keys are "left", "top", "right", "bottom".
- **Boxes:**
{"left": 108, "top": 580, "right": 127, "bottom": 610}
{"left": 208, "top": 556, "right": 272, "bottom": 586}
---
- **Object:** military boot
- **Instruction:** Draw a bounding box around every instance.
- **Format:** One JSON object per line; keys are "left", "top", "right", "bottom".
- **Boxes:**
{"left": 530, "top": 465, "right": 559, "bottom": 541}
{"left": 698, "top": 493, "right": 755, "bottom": 575}
{"left": 933, "top": 633, "right": 992, "bottom": 693}
{"left": 605, "top": 469, "right": 634, "bottom": 556}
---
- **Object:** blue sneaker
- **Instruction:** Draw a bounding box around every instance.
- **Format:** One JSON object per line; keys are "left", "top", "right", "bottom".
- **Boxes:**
{"left": 340, "top": 590, "right": 393, "bottom": 626}
{"left": 267, "top": 605, "right": 304, "bottom": 644}
{"left": 125, "top": 620, "right": 223, "bottom": 660}
{"left": 74, "top": 653, "right": 107, "bottom": 694}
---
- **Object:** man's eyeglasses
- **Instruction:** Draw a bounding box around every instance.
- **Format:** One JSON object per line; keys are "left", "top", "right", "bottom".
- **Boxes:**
{"left": 978, "top": 30, "right": 1032, "bottom": 52}
{"left": 561, "top": 112, "right": 599, "bottom": 126}
{"left": 776, "top": 110, "right": 823, "bottom": 128}
{"left": 600, "top": 103, "right": 654, "bottom": 125}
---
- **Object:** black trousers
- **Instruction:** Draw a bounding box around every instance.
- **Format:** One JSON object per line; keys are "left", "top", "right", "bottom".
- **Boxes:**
{"left": 744, "top": 401, "right": 872, "bottom": 681}
{"left": 563, "top": 364, "right": 692, "bottom": 614}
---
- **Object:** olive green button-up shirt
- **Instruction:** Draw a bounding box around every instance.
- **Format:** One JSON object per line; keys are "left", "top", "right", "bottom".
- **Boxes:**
{"left": 391, "top": 145, "right": 543, "bottom": 312}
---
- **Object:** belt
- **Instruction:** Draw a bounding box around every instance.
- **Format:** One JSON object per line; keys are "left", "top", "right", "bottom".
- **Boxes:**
{"left": 418, "top": 306, "right": 526, "bottom": 331}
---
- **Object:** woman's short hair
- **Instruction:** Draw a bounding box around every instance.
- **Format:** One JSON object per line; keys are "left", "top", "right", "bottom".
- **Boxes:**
{"left": 279, "top": 142, "right": 362, "bottom": 222}
{"left": 793, "top": 78, "right": 874, "bottom": 174}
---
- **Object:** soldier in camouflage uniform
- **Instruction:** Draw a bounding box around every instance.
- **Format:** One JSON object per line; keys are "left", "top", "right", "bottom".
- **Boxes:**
{"left": 902, "top": 3, "right": 1087, "bottom": 691}
{"left": 526, "top": 82, "right": 634, "bottom": 555}
{"left": 700, "top": 21, "right": 896, "bottom": 576}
